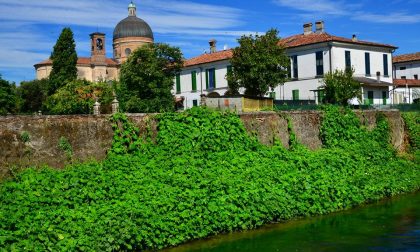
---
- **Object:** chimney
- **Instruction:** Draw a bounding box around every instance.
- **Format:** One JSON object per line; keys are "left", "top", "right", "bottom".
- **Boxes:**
{"left": 376, "top": 71, "right": 381, "bottom": 82}
{"left": 303, "top": 23, "right": 313, "bottom": 35}
{"left": 209, "top": 39, "right": 217, "bottom": 53}
{"left": 315, "top": 21, "right": 325, "bottom": 33}
{"left": 352, "top": 34, "right": 358, "bottom": 42}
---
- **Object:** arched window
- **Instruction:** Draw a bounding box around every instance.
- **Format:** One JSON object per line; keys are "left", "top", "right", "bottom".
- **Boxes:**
{"left": 125, "top": 48, "right": 132, "bottom": 57}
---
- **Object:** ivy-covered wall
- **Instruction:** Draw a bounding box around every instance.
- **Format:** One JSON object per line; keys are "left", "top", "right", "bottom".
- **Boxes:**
{"left": 0, "top": 110, "right": 405, "bottom": 179}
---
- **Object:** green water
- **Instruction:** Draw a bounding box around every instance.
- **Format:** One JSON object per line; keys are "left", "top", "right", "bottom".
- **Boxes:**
{"left": 166, "top": 192, "right": 420, "bottom": 252}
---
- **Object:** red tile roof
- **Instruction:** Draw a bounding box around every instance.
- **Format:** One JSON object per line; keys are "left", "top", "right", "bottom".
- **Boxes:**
{"left": 183, "top": 33, "right": 396, "bottom": 67}
{"left": 183, "top": 50, "right": 233, "bottom": 67}
{"left": 279, "top": 32, "right": 397, "bottom": 49}
{"left": 394, "top": 78, "right": 420, "bottom": 87}
{"left": 34, "top": 57, "right": 119, "bottom": 67}
{"left": 393, "top": 52, "right": 420, "bottom": 63}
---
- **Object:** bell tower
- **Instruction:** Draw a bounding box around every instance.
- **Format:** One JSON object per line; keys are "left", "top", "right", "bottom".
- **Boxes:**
{"left": 90, "top": 32, "right": 106, "bottom": 65}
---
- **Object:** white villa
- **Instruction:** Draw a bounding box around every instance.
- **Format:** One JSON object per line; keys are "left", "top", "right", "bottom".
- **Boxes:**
{"left": 173, "top": 22, "right": 398, "bottom": 109}
{"left": 392, "top": 52, "right": 420, "bottom": 104}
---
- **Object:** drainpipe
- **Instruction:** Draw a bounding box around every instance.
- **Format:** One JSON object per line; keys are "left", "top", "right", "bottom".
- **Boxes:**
{"left": 328, "top": 42, "right": 333, "bottom": 73}
{"left": 199, "top": 67, "right": 203, "bottom": 94}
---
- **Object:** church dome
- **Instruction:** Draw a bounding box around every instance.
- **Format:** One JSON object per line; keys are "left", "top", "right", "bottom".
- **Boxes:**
{"left": 113, "top": 2, "right": 154, "bottom": 40}
{"left": 113, "top": 16, "right": 154, "bottom": 40}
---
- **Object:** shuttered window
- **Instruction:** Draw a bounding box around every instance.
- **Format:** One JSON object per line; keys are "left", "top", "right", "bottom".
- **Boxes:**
{"left": 176, "top": 74, "right": 181, "bottom": 94}
{"left": 383, "top": 54, "right": 389, "bottom": 77}
{"left": 365, "top": 53, "right": 371, "bottom": 76}
{"left": 191, "top": 71, "right": 197, "bottom": 92}
{"left": 292, "top": 90, "right": 299, "bottom": 101}
{"left": 316, "top": 51, "right": 324, "bottom": 76}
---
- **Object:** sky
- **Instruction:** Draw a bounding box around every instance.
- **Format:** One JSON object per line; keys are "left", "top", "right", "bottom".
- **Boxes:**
{"left": 0, "top": 0, "right": 419, "bottom": 84}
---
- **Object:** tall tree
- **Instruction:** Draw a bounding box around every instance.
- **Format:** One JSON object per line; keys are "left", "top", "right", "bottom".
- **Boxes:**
{"left": 0, "top": 75, "right": 18, "bottom": 115}
{"left": 227, "top": 29, "right": 289, "bottom": 97}
{"left": 119, "top": 43, "right": 183, "bottom": 113}
{"left": 320, "top": 69, "right": 361, "bottom": 106}
{"left": 49, "top": 27, "right": 78, "bottom": 94}
{"left": 17, "top": 79, "right": 49, "bottom": 113}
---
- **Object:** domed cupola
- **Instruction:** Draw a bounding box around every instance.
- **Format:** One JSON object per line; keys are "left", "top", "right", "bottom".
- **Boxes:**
{"left": 112, "top": 1, "right": 154, "bottom": 63}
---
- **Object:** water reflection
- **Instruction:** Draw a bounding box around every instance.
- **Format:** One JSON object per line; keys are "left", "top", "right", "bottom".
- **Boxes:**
{"left": 165, "top": 192, "right": 420, "bottom": 252}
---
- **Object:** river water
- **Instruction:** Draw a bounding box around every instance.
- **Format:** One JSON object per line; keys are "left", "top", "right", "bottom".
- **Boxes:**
{"left": 166, "top": 192, "right": 420, "bottom": 252}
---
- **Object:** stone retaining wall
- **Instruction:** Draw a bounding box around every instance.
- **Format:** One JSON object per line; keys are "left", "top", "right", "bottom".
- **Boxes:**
{"left": 0, "top": 110, "right": 405, "bottom": 179}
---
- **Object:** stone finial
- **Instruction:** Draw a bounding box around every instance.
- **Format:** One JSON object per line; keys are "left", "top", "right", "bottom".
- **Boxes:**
{"left": 93, "top": 99, "right": 101, "bottom": 115}
{"left": 112, "top": 92, "right": 119, "bottom": 114}
{"left": 200, "top": 94, "right": 207, "bottom": 107}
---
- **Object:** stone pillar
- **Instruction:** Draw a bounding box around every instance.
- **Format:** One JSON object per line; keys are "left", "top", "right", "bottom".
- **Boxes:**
{"left": 93, "top": 100, "right": 101, "bottom": 115}
{"left": 112, "top": 95, "right": 119, "bottom": 114}
{"left": 200, "top": 94, "right": 207, "bottom": 107}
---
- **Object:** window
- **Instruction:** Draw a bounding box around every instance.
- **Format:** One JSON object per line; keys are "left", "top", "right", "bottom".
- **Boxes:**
{"left": 292, "top": 55, "right": 298, "bottom": 79}
{"left": 206, "top": 68, "right": 216, "bottom": 89}
{"left": 367, "top": 91, "right": 374, "bottom": 105}
{"left": 345, "top": 51, "right": 351, "bottom": 71}
{"left": 292, "top": 90, "right": 299, "bottom": 101}
{"left": 191, "top": 71, "right": 197, "bottom": 92}
{"left": 287, "top": 57, "right": 292, "bottom": 78}
{"left": 125, "top": 48, "right": 131, "bottom": 57}
{"left": 401, "top": 76, "right": 406, "bottom": 79}
{"left": 414, "top": 74, "right": 418, "bottom": 80}
{"left": 316, "top": 51, "right": 324, "bottom": 76}
{"left": 365, "top": 52, "right": 371, "bottom": 76}
{"left": 383, "top": 54, "right": 389, "bottom": 77}
{"left": 382, "top": 91, "right": 387, "bottom": 105}
{"left": 399, "top": 66, "right": 406, "bottom": 70}
{"left": 193, "top": 100, "right": 198, "bottom": 107}
{"left": 176, "top": 74, "right": 181, "bottom": 94}
{"left": 318, "top": 90, "right": 325, "bottom": 104}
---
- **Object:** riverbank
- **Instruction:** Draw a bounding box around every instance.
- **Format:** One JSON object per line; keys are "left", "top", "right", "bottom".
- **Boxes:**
{"left": 165, "top": 191, "right": 420, "bottom": 252}
{"left": 0, "top": 106, "right": 419, "bottom": 251}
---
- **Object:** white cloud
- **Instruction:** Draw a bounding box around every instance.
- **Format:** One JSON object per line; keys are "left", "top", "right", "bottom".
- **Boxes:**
{"left": 353, "top": 12, "right": 420, "bottom": 24}
{"left": 273, "top": 0, "right": 420, "bottom": 24}
{"left": 273, "top": 0, "right": 352, "bottom": 16}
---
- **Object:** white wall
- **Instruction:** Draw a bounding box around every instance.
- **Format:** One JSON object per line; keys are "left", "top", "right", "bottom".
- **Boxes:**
{"left": 394, "top": 62, "right": 420, "bottom": 79}
{"left": 173, "top": 60, "right": 230, "bottom": 109}
{"left": 331, "top": 45, "right": 393, "bottom": 84}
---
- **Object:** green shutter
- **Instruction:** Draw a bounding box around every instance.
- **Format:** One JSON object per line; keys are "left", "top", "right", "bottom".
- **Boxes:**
{"left": 368, "top": 91, "right": 374, "bottom": 105}
{"left": 205, "top": 69, "right": 209, "bottom": 89}
{"left": 191, "top": 71, "right": 197, "bottom": 92}
{"left": 292, "top": 90, "right": 299, "bottom": 101}
{"left": 176, "top": 74, "right": 181, "bottom": 94}
{"left": 213, "top": 69, "right": 216, "bottom": 88}
{"left": 382, "top": 91, "right": 387, "bottom": 105}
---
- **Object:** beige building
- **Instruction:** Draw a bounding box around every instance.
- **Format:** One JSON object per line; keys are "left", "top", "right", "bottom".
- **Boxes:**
{"left": 34, "top": 2, "right": 154, "bottom": 82}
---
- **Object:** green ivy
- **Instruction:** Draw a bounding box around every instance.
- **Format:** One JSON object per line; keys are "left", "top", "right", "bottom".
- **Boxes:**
{"left": 0, "top": 107, "right": 419, "bottom": 251}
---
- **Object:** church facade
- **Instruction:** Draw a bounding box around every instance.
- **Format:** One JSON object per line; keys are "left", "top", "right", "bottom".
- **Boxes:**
{"left": 34, "top": 2, "right": 154, "bottom": 82}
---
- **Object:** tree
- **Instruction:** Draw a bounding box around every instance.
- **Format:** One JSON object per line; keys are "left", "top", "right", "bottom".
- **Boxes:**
{"left": 119, "top": 43, "right": 183, "bottom": 113}
{"left": 320, "top": 69, "right": 361, "bottom": 106}
{"left": 49, "top": 27, "right": 78, "bottom": 95}
{"left": 226, "top": 29, "right": 289, "bottom": 97}
{"left": 44, "top": 79, "right": 114, "bottom": 115}
{"left": 0, "top": 75, "right": 18, "bottom": 115}
{"left": 17, "top": 79, "right": 49, "bottom": 113}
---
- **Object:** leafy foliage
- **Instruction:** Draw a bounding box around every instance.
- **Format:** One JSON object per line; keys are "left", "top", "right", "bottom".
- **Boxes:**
{"left": 0, "top": 75, "right": 19, "bottom": 115}
{"left": 49, "top": 28, "right": 78, "bottom": 95}
{"left": 119, "top": 43, "right": 183, "bottom": 113}
{"left": 44, "top": 79, "right": 114, "bottom": 115}
{"left": 17, "top": 79, "right": 49, "bottom": 113}
{"left": 320, "top": 69, "right": 361, "bottom": 106}
{"left": 226, "top": 29, "right": 289, "bottom": 96}
{"left": 0, "top": 107, "right": 419, "bottom": 251}
{"left": 402, "top": 112, "right": 420, "bottom": 158}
